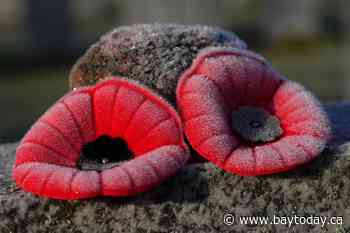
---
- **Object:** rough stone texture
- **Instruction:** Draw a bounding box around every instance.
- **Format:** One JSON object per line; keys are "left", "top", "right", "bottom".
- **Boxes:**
{"left": 69, "top": 23, "right": 246, "bottom": 104}
{"left": 1, "top": 102, "right": 350, "bottom": 233}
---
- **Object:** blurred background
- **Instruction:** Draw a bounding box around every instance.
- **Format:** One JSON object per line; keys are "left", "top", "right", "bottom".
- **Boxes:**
{"left": 0, "top": 0, "right": 349, "bottom": 143}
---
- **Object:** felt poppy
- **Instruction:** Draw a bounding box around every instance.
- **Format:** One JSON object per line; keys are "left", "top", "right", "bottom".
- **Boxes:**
{"left": 176, "top": 47, "right": 331, "bottom": 176}
{"left": 13, "top": 78, "right": 189, "bottom": 200}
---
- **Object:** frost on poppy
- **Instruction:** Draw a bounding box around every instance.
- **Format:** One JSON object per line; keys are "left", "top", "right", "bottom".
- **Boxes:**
{"left": 176, "top": 47, "right": 331, "bottom": 176}
{"left": 13, "top": 78, "right": 189, "bottom": 200}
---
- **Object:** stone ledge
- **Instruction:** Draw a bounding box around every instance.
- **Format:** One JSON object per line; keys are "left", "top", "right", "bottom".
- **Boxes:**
{"left": 0, "top": 102, "right": 350, "bottom": 233}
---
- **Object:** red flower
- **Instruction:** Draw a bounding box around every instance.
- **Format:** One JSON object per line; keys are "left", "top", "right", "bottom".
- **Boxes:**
{"left": 176, "top": 47, "right": 331, "bottom": 176}
{"left": 13, "top": 78, "right": 189, "bottom": 200}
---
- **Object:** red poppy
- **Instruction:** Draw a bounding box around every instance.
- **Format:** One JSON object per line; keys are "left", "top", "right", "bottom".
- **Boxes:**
{"left": 13, "top": 78, "right": 189, "bottom": 199}
{"left": 176, "top": 47, "right": 331, "bottom": 176}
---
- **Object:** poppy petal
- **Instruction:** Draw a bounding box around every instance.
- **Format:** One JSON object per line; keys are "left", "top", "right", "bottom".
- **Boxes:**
{"left": 177, "top": 47, "right": 330, "bottom": 176}
{"left": 14, "top": 77, "right": 189, "bottom": 199}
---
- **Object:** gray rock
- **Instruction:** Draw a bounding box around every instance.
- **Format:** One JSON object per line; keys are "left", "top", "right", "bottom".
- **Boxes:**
{"left": 1, "top": 102, "right": 350, "bottom": 233}
{"left": 69, "top": 23, "right": 246, "bottom": 104}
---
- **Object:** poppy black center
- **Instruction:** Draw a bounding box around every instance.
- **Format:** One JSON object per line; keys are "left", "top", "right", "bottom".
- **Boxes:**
{"left": 77, "top": 135, "right": 133, "bottom": 171}
{"left": 231, "top": 106, "right": 283, "bottom": 143}
{"left": 249, "top": 120, "right": 263, "bottom": 128}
